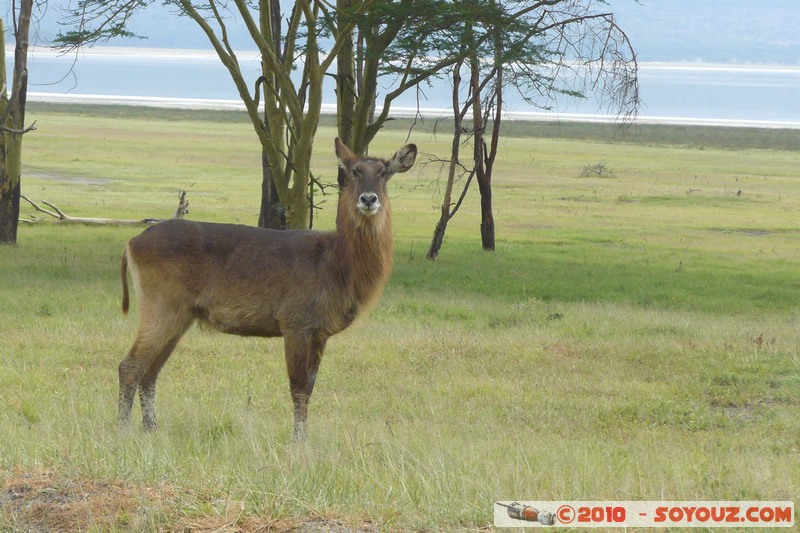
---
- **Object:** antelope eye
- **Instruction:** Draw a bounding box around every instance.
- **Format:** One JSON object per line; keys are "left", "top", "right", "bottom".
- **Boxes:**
{"left": 351, "top": 167, "right": 360, "bottom": 178}
{"left": 378, "top": 167, "right": 387, "bottom": 178}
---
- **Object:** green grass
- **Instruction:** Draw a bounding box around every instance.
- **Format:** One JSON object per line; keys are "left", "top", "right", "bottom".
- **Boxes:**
{"left": 1, "top": 105, "right": 799, "bottom": 530}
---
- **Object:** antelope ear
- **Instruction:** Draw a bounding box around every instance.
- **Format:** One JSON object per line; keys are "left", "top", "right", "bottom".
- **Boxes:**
{"left": 387, "top": 143, "right": 417, "bottom": 176}
{"left": 335, "top": 137, "right": 356, "bottom": 170}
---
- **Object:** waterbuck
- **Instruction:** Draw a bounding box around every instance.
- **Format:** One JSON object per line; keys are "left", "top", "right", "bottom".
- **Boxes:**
{"left": 119, "top": 138, "right": 417, "bottom": 438}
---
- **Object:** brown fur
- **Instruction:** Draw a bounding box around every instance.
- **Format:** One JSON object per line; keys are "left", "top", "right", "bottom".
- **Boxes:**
{"left": 118, "top": 138, "right": 417, "bottom": 438}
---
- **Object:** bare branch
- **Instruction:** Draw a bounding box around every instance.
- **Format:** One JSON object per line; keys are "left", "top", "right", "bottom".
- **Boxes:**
{"left": 41, "top": 199, "right": 68, "bottom": 219}
{"left": 20, "top": 192, "right": 191, "bottom": 226}
{"left": 1, "top": 120, "right": 37, "bottom": 135}
{"left": 0, "top": 71, "right": 32, "bottom": 132}
{"left": 174, "top": 191, "right": 190, "bottom": 218}
{"left": 21, "top": 195, "right": 62, "bottom": 219}
{"left": 450, "top": 168, "right": 476, "bottom": 218}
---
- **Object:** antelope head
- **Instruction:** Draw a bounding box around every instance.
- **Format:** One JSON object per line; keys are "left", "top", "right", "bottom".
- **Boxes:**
{"left": 335, "top": 138, "right": 417, "bottom": 231}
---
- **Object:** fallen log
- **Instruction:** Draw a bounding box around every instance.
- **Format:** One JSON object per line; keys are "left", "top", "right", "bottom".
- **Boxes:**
{"left": 20, "top": 191, "right": 189, "bottom": 226}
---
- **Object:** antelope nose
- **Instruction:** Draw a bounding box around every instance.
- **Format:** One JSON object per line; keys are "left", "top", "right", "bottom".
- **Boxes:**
{"left": 360, "top": 193, "right": 378, "bottom": 208}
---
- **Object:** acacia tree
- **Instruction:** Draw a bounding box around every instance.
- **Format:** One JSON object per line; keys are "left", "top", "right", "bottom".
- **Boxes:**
{"left": 1, "top": 0, "right": 34, "bottom": 244}
{"left": 59, "top": 0, "right": 637, "bottom": 233}
{"left": 60, "top": 0, "right": 367, "bottom": 229}
{"left": 334, "top": 0, "right": 508, "bottom": 156}
{"left": 427, "top": 0, "right": 639, "bottom": 258}
{"left": 59, "top": 0, "right": 547, "bottom": 204}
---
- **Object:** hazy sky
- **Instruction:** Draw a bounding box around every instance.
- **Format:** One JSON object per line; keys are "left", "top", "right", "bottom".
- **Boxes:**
{"left": 13, "top": 0, "right": 800, "bottom": 64}
{"left": 606, "top": 0, "right": 800, "bottom": 64}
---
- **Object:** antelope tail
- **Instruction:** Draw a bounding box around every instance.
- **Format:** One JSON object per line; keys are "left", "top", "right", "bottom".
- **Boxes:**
{"left": 121, "top": 250, "right": 130, "bottom": 316}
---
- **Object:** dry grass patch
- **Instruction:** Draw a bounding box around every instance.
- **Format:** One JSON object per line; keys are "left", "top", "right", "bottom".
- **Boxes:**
{"left": 0, "top": 470, "right": 380, "bottom": 532}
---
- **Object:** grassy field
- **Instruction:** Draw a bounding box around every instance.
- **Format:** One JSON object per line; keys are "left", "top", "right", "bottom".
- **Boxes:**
{"left": 1, "top": 104, "right": 799, "bottom": 531}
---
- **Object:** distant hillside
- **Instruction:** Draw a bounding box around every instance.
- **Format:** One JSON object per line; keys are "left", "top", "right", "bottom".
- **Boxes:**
{"left": 19, "top": 0, "right": 800, "bottom": 65}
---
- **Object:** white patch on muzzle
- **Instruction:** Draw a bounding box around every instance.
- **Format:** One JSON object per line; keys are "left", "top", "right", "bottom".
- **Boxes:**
{"left": 357, "top": 193, "right": 381, "bottom": 215}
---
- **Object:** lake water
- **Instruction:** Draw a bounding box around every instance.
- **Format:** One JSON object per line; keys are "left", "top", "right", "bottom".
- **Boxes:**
{"left": 12, "top": 47, "right": 800, "bottom": 128}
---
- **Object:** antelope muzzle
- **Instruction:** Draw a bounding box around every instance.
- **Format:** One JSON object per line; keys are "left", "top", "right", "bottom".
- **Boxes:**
{"left": 357, "top": 192, "right": 381, "bottom": 215}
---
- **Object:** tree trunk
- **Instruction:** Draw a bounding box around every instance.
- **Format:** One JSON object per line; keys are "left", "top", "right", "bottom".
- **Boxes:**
{"left": 285, "top": 186, "right": 310, "bottom": 229}
{"left": 335, "top": 0, "right": 355, "bottom": 190}
{"left": 256, "top": 0, "right": 286, "bottom": 230}
{"left": 258, "top": 147, "right": 286, "bottom": 229}
{"left": 478, "top": 178, "right": 495, "bottom": 251}
{"left": 427, "top": 61, "right": 464, "bottom": 260}
{"left": 0, "top": 181, "right": 21, "bottom": 244}
{"left": 470, "top": 49, "right": 495, "bottom": 252}
{"left": 1, "top": 4, "right": 32, "bottom": 245}
{"left": 0, "top": 20, "right": 11, "bottom": 244}
{"left": 480, "top": 24, "right": 504, "bottom": 252}
{"left": 336, "top": 0, "right": 355, "bottom": 149}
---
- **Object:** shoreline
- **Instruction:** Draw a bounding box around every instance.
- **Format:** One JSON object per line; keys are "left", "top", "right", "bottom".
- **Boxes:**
{"left": 18, "top": 45, "right": 800, "bottom": 130}
{"left": 27, "top": 92, "right": 800, "bottom": 130}
{"left": 24, "top": 45, "right": 800, "bottom": 72}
